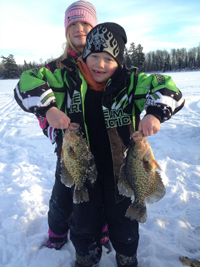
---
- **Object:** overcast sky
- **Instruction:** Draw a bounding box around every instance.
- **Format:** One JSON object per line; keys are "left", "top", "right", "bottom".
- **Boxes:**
{"left": 0, "top": 0, "right": 199, "bottom": 64}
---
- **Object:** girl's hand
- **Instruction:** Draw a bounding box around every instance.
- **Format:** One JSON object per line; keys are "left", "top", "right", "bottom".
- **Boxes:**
{"left": 138, "top": 114, "right": 160, "bottom": 137}
{"left": 46, "top": 107, "right": 71, "bottom": 130}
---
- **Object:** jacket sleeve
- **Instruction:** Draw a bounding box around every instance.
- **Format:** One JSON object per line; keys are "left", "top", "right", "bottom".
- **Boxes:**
{"left": 134, "top": 73, "right": 185, "bottom": 122}
{"left": 14, "top": 67, "right": 64, "bottom": 117}
{"left": 43, "top": 60, "right": 60, "bottom": 143}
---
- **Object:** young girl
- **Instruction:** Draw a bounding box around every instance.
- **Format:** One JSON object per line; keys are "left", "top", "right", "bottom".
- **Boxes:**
{"left": 41, "top": 0, "right": 97, "bottom": 145}
{"left": 14, "top": 22, "right": 184, "bottom": 267}
{"left": 36, "top": 0, "right": 111, "bottom": 251}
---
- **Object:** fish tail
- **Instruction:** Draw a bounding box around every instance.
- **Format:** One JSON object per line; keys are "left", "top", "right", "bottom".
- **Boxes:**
{"left": 125, "top": 203, "right": 147, "bottom": 223}
{"left": 73, "top": 186, "right": 89, "bottom": 204}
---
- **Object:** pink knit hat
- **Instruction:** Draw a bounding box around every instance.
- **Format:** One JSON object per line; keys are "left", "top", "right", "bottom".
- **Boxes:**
{"left": 64, "top": 0, "right": 98, "bottom": 38}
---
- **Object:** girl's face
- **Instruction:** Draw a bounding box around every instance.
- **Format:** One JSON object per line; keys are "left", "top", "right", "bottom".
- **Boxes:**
{"left": 69, "top": 22, "right": 92, "bottom": 53}
{"left": 86, "top": 52, "right": 118, "bottom": 83}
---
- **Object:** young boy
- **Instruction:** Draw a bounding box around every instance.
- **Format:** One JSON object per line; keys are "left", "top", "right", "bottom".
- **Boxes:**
{"left": 14, "top": 22, "right": 184, "bottom": 267}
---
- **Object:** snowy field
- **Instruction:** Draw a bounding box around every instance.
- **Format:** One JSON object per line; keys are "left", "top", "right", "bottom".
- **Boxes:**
{"left": 0, "top": 71, "right": 200, "bottom": 267}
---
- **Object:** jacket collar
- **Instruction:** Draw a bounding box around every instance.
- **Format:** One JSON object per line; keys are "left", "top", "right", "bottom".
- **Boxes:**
{"left": 103, "top": 66, "right": 131, "bottom": 96}
{"left": 61, "top": 58, "right": 78, "bottom": 69}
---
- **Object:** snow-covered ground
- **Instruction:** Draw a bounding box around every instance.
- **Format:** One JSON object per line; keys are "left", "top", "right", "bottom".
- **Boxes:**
{"left": 0, "top": 71, "right": 200, "bottom": 267}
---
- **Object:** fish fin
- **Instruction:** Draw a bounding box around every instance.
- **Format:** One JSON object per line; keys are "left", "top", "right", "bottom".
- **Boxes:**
{"left": 87, "top": 171, "right": 97, "bottom": 185}
{"left": 61, "top": 162, "right": 74, "bottom": 187}
{"left": 86, "top": 157, "right": 97, "bottom": 185}
{"left": 155, "top": 160, "right": 162, "bottom": 171}
{"left": 118, "top": 164, "right": 134, "bottom": 198}
{"left": 125, "top": 202, "right": 147, "bottom": 223}
{"left": 73, "top": 186, "right": 89, "bottom": 204}
{"left": 146, "top": 171, "right": 166, "bottom": 204}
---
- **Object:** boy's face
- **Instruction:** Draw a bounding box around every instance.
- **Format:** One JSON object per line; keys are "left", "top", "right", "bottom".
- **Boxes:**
{"left": 86, "top": 52, "right": 118, "bottom": 83}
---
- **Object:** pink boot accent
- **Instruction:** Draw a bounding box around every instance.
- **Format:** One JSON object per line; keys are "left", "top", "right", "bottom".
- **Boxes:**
{"left": 100, "top": 236, "right": 110, "bottom": 244}
{"left": 48, "top": 229, "right": 68, "bottom": 238}
{"left": 101, "top": 225, "right": 108, "bottom": 233}
{"left": 46, "top": 229, "right": 68, "bottom": 250}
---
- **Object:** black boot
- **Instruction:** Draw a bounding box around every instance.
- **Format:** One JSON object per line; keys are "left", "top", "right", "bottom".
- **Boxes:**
{"left": 116, "top": 252, "right": 138, "bottom": 267}
{"left": 75, "top": 261, "right": 99, "bottom": 267}
{"left": 75, "top": 251, "right": 101, "bottom": 267}
{"left": 46, "top": 234, "right": 68, "bottom": 250}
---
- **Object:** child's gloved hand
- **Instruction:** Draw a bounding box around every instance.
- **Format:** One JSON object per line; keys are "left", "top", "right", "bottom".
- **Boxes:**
{"left": 138, "top": 114, "right": 160, "bottom": 137}
{"left": 46, "top": 106, "right": 71, "bottom": 130}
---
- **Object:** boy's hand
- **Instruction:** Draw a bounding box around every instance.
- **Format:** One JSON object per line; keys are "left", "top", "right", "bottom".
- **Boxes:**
{"left": 138, "top": 114, "right": 160, "bottom": 137}
{"left": 46, "top": 107, "right": 70, "bottom": 130}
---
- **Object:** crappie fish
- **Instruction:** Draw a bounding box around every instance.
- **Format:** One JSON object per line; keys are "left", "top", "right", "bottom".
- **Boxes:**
{"left": 61, "top": 123, "right": 97, "bottom": 204}
{"left": 118, "top": 131, "right": 166, "bottom": 223}
{"left": 179, "top": 256, "right": 200, "bottom": 266}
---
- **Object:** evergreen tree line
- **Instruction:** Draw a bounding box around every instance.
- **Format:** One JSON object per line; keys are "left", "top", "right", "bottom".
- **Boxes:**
{"left": 0, "top": 43, "right": 200, "bottom": 79}
{"left": 0, "top": 55, "right": 54, "bottom": 79}
{"left": 124, "top": 43, "right": 200, "bottom": 72}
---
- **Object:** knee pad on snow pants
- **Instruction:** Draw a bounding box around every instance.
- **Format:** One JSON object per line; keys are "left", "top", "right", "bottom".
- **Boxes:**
{"left": 116, "top": 252, "right": 138, "bottom": 267}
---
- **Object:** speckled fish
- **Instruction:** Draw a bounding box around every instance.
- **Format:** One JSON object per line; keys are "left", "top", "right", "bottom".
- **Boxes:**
{"left": 179, "top": 256, "right": 200, "bottom": 266}
{"left": 118, "top": 131, "right": 166, "bottom": 223}
{"left": 61, "top": 123, "right": 97, "bottom": 204}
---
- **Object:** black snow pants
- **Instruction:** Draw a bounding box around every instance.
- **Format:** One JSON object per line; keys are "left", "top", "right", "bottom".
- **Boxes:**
{"left": 69, "top": 88, "right": 139, "bottom": 266}
{"left": 48, "top": 134, "right": 73, "bottom": 236}
{"left": 69, "top": 169, "right": 139, "bottom": 266}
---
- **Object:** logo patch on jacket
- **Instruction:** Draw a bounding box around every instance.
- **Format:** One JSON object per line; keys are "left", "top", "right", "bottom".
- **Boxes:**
{"left": 155, "top": 74, "right": 165, "bottom": 85}
{"left": 103, "top": 108, "right": 130, "bottom": 128}
{"left": 103, "top": 91, "right": 131, "bottom": 128}
{"left": 69, "top": 90, "right": 82, "bottom": 114}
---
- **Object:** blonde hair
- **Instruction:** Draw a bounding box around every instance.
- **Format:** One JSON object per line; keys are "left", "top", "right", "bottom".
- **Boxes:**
{"left": 56, "top": 24, "right": 90, "bottom": 69}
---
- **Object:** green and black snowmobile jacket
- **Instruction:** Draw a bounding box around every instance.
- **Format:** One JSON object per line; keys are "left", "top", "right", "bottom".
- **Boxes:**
{"left": 14, "top": 59, "right": 184, "bottom": 184}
